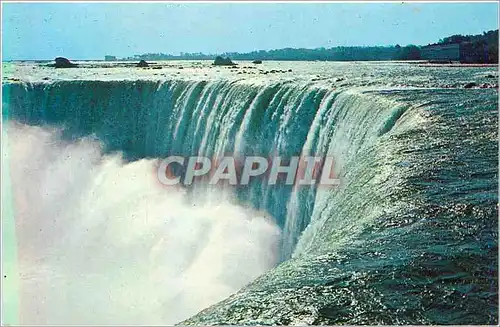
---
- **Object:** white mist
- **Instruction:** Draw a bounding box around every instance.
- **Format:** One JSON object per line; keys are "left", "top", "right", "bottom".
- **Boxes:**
{"left": 4, "top": 123, "right": 280, "bottom": 325}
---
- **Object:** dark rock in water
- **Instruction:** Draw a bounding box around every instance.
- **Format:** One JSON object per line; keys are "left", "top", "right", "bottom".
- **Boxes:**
{"left": 486, "top": 74, "right": 496, "bottom": 78}
{"left": 213, "top": 56, "right": 236, "bottom": 66}
{"left": 464, "top": 82, "right": 477, "bottom": 89}
{"left": 137, "top": 60, "right": 149, "bottom": 67}
{"left": 252, "top": 60, "right": 263, "bottom": 64}
{"left": 428, "top": 60, "right": 452, "bottom": 64}
{"left": 54, "top": 57, "right": 77, "bottom": 68}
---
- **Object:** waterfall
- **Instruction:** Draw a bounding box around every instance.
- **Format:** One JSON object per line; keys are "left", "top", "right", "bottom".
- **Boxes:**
{"left": 3, "top": 77, "right": 498, "bottom": 325}
{"left": 4, "top": 80, "right": 411, "bottom": 260}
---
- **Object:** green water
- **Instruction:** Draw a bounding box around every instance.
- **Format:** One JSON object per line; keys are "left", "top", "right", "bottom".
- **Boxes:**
{"left": 2, "top": 61, "right": 498, "bottom": 324}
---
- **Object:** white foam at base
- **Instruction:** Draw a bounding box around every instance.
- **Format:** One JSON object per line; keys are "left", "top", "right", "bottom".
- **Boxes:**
{"left": 5, "top": 123, "right": 280, "bottom": 325}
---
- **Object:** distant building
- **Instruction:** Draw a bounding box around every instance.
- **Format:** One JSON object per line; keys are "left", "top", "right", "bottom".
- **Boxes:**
{"left": 104, "top": 55, "right": 117, "bottom": 61}
{"left": 420, "top": 43, "right": 460, "bottom": 62}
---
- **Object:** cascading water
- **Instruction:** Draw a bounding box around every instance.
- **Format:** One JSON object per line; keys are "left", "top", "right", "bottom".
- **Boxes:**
{"left": 3, "top": 121, "right": 281, "bottom": 325}
{"left": 2, "top": 61, "right": 498, "bottom": 325}
{"left": 5, "top": 79, "right": 341, "bottom": 259}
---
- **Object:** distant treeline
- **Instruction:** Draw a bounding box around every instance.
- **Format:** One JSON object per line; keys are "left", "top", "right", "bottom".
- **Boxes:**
{"left": 122, "top": 29, "right": 498, "bottom": 63}
{"left": 125, "top": 47, "right": 401, "bottom": 62}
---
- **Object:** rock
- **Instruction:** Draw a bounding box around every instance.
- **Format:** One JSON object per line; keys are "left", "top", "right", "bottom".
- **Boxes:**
{"left": 252, "top": 60, "right": 263, "bottom": 64}
{"left": 486, "top": 74, "right": 496, "bottom": 78}
{"left": 213, "top": 56, "right": 236, "bottom": 66}
{"left": 54, "top": 57, "right": 77, "bottom": 68}
{"left": 137, "top": 60, "right": 149, "bottom": 67}
{"left": 428, "top": 60, "right": 452, "bottom": 64}
{"left": 464, "top": 82, "right": 477, "bottom": 89}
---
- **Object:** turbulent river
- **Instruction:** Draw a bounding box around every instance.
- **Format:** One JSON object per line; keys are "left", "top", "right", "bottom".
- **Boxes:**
{"left": 2, "top": 61, "right": 498, "bottom": 324}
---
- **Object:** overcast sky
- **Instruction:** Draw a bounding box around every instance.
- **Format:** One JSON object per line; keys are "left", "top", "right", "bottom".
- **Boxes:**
{"left": 2, "top": 2, "right": 499, "bottom": 60}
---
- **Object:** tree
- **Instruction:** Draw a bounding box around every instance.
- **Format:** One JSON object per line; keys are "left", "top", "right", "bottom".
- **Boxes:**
{"left": 395, "top": 45, "right": 421, "bottom": 60}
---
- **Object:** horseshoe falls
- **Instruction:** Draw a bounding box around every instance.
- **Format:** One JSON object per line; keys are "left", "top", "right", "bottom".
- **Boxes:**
{"left": 2, "top": 61, "right": 498, "bottom": 325}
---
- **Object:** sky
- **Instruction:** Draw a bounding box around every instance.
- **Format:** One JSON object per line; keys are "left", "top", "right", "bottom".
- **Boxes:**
{"left": 2, "top": 2, "right": 499, "bottom": 60}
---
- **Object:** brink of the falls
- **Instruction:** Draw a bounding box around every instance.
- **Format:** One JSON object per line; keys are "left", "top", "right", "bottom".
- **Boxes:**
{"left": 2, "top": 61, "right": 498, "bottom": 325}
